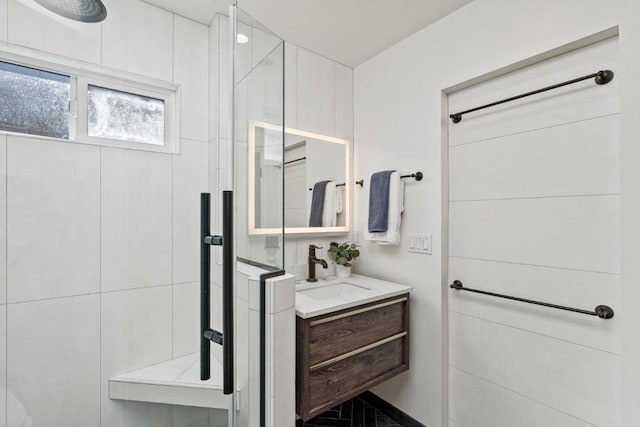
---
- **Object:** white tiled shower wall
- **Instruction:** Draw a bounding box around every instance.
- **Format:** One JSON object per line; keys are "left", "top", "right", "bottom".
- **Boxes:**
{"left": 209, "top": 15, "right": 354, "bottom": 284}
{"left": 0, "top": 0, "right": 224, "bottom": 426}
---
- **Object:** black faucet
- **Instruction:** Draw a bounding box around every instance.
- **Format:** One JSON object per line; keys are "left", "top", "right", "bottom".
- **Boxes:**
{"left": 307, "top": 244, "right": 328, "bottom": 282}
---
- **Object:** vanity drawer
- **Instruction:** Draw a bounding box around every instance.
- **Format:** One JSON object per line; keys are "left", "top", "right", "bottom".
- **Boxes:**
{"left": 297, "top": 293, "right": 410, "bottom": 421}
{"left": 308, "top": 296, "right": 407, "bottom": 366}
{"left": 308, "top": 335, "right": 407, "bottom": 415}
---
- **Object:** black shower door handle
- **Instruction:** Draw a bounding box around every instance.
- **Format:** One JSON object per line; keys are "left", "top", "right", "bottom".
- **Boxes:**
{"left": 200, "top": 191, "right": 234, "bottom": 395}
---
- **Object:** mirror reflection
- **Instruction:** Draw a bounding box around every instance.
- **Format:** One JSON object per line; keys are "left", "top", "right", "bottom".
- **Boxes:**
{"left": 249, "top": 122, "right": 349, "bottom": 233}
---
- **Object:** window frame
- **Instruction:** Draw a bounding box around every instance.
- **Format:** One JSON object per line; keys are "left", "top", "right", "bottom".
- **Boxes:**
{"left": 0, "top": 48, "right": 180, "bottom": 154}
{"left": 76, "top": 76, "right": 177, "bottom": 153}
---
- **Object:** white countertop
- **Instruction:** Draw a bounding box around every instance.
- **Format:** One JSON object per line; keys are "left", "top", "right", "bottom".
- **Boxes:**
{"left": 295, "top": 274, "right": 412, "bottom": 319}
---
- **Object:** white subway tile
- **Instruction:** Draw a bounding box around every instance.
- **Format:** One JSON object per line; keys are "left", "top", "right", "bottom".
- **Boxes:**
{"left": 272, "top": 274, "right": 295, "bottom": 313}
{"left": 101, "top": 147, "right": 172, "bottom": 292}
{"left": 101, "top": 0, "right": 173, "bottom": 81}
{"left": 450, "top": 115, "right": 620, "bottom": 201}
{"left": 173, "top": 405, "right": 209, "bottom": 427}
{"left": 450, "top": 312, "right": 620, "bottom": 426}
{"left": 208, "top": 409, "right": 227, "bottom": 427}
{"left": 450, "top": 367, "right": 591, "bottom": 427}
{"left": 0, "top": 304, "right": 5, "bottom": 427}
{"left": 102, "top": 401, "right": 172, "bottom": 427}
{"left": 217, "top": 15, "right": 231, "bottom": 139}
{"left": 0, "top": 0, "right": 6, "bottom": 43}
{"left": 208, "top": 16, "right": 219, "bottom": 142}
{"left": 173, "top": 282, "right": 199, "bottom": 358}
{"left": 8, "top": 0, "right": 100, "bottom": 64}
{"left": 297, "top": 48, "right": 334, "bottom": 136}
{"left": 248, "top": 45, "right": 285, "bottom": 129}
{"left": 284, "top": 43, "right": 298, "bottom": 130}
{"left": 251, "top": 27, "right": 280, "bottom": 68}
{"left": 271, "top": 306, "right": 295, "bottom": 425}
{"left": 101, "top": 286, "right": 172, "bottom": 427}
{"left": 174, "top": 16, "right": 209, "bottom": 142}
{"left": 217, "top": 138, "right": 232, "bottom": 192}
{"left": 234, "top": 298, "right": 248, "bottom": 426}
{"left": 0, "top": 137, "right": 5, "bottom": 306}
{"left": 7, "top": 295, "right": 100, "bottom": 427}
{"left": 173, "top": 140, "right": 208, "bottom": 284}
{"left": 449, "top": 195, "right": 620, "bottom": 274}
{"left": 234, "top": 21, "right": 251, "bottom": 82}
{"left": 334, "top": 63, "right": 353, "bottom": 140}
{"left": 7, "top": 137, "right": 100, "bottom": 302}
{"left": 234, "top": 72, "right": 249, "bottom": 142}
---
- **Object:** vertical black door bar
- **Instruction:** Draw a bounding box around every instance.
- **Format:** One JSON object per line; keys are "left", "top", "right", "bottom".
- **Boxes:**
{"left": 200, "top": 193, "right": 212, "bottom": 381}
{"left": 200, "top": 192, "right": 234, "bottom": 395}
{"left": 222, "top": 190, "right": 234, "bottom": 395}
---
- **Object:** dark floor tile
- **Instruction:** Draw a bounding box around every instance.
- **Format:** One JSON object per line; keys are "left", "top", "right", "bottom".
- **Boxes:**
{"left": 364, "top": 404, "right": 377, "bottom": 426}
{"left": 302, "top": 397, "right": 403, "bottom": 427}
{"left": 341, "top": 397, "right": 352, "bottom": 420}
{"left": 376, "top": 412, "right": 390, "bottom": 427}
{"left": 303, "top": 418, "right": 351, "bottom": 427}
{"left": 352, "top": 396, "right": 365, "bottom": 427}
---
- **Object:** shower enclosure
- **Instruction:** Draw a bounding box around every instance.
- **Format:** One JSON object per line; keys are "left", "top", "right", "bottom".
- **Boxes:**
{"left": 0, "top": 2, "right": 287, "bottom": 427}
{"left": 202, "top": 5, "right": 293, "bottom": 426}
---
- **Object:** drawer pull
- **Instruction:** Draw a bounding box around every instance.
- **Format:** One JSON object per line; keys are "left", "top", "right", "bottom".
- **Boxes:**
{"left": 309, "top": 332, "right": 407, "bottom": 371}
{"left": 309, "top": 297, "right": 407, "bottom": 327}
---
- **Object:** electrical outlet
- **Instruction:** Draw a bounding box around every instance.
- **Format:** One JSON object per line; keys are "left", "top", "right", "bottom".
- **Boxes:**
{"left": 408, "top": 234, "right": 432, "bottom": 255}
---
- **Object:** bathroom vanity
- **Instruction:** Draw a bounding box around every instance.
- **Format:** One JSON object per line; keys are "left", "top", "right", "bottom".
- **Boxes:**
{"left": 295, "top": 275, "right": 411, "bottom": 420}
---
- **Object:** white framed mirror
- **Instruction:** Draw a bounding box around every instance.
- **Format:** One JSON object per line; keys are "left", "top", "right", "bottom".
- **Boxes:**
{"left": 248, "top": 121, "right": 350, "bottom": 236}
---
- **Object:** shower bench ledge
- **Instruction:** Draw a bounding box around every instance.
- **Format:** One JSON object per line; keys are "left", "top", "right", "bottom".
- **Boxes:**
{"left": 109, "top": 352, "right": 234, "bottom": 410}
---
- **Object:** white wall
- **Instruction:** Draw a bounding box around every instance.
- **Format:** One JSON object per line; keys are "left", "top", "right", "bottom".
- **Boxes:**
{"left": 0, "top": 0, "right": 222, "bottom": 426}
{"left": 353, "top": 0, "right": 640, "bottom": 426}
{"left": 619, "top": 1, "right": 640, "bottom": 426}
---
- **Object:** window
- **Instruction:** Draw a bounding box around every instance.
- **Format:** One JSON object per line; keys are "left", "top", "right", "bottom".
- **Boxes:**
{"left": 0, "top": 54, "right": 177, "bottom": 153}
{"left": 87, "top": 85, "right": 165, "bottom": 146}
{"left": 0, "top": 61, "right": 70, "bottom": 139}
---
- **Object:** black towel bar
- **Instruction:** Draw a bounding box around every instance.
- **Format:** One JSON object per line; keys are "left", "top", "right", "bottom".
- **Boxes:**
{"left": 450, "top": 280, "right": 614, "bottom": 319}
{"left": 449, "top": 69, "right": 614, "bottom": 123}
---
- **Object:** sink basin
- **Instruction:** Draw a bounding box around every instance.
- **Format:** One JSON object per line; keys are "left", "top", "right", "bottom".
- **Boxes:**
{"left": 297, "top": 282, "right": 372, "bottom": 301}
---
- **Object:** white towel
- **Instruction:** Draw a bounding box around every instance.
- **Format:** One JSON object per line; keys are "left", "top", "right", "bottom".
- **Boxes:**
{"left": 322, "top": 181, "right": 337, "bottom": 227}
{"left": 365, "top": 172, "right": 404, "bottom": 245}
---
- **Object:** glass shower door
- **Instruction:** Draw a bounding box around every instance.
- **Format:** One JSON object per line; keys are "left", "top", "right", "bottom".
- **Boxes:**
{"left": 228, "top": 4, "right": 286, "bottom": 427}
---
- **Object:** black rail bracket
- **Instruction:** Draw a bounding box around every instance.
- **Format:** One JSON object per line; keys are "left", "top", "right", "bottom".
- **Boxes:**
{"left": 203, "top": 235, "right": 223, "bottom": 246}
{"left": 204, "top": 328, "right": 224, "bottom": 345}
{"left": 595, "top": 69, "right": 614, "bottom": 85}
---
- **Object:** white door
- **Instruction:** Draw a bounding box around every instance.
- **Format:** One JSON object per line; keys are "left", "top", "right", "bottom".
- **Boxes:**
{"left": 447, "top": 37, "right": 620, "bottom": 427}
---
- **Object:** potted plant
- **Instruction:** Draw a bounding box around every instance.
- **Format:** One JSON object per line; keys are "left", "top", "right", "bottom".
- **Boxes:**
{"left": 328, "top": 241, "right": 360, "bottom": 279}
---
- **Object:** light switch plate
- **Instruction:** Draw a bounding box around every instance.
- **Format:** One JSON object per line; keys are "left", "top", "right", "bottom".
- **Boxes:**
{"left": 408, "top": 234, "right": 432, "bottom": 254}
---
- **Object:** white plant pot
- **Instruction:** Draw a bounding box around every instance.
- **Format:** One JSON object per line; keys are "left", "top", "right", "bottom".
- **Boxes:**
{"left": 336, "top": 264, "right": 352, "bottom": 279}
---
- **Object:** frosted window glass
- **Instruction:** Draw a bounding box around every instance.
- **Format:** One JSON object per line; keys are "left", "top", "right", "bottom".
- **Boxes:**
{"left": 0, "top": 61, "right": 70, "bottom": 139}
{"left": 88, "top": 85, "right": 165, "bottom": 145}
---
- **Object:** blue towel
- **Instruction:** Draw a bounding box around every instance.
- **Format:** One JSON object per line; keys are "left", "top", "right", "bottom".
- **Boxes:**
{"left": 368, "top": 170, "right": 396, "bottom": 232}
{"left": 309, "top": 180, "right": 331, "bottom": 227}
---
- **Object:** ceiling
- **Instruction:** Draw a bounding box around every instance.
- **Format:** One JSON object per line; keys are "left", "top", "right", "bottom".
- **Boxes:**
{"left": 142, "top": 0, "right": 474, "bottom": 67}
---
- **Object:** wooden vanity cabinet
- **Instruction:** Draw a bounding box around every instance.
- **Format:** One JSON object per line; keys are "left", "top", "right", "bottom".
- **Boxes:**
{"left": 296, "top": 294, "right": 410, "bottom": 421}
